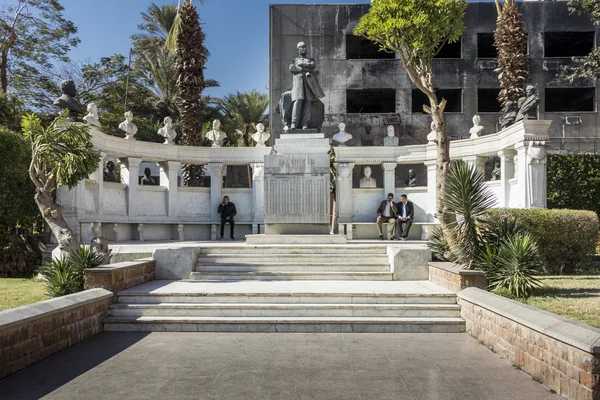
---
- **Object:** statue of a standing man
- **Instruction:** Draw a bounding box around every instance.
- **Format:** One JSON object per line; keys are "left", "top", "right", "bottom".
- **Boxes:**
{"left": 289, "top": 42, "right": 325, "bottom": 130}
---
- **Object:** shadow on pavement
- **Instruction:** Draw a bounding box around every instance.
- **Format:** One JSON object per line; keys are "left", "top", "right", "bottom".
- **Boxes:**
{"left": 0, "top": 332, "right": 149, "bottom": 400}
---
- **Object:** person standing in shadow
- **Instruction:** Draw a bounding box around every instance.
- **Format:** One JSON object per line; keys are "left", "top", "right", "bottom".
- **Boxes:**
{"left": 218, "top": 196, "right": 237, "bottom": 240}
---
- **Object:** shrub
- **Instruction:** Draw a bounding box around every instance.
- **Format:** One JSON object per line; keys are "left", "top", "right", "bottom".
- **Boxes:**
{"left": 488, "top": 233, "right": 543, "bottom": 298}
{"left": 39, "top": 245, "right": 106, "bottom": 298}
{"left": 485, "top": 208, "right": 599, "bottom": 274}
{"left": 547, "top": 154, "right": 600, "bottom": 218}
{"left": 0, "top": 235, "right": 43, "bottom": 277}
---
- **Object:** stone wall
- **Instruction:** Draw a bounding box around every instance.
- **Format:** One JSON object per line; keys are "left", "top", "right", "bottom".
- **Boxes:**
{"left": 0, "top": 289, "right": 112, "bottom": 379}
{"left": 84, "top": 259, "right": 155, "bottom": 294}
{"left": 458, "top": 288, "right": 600, "bottom": 400}
{"left": 429, "top": 262, "right": 488, "bottom": 292}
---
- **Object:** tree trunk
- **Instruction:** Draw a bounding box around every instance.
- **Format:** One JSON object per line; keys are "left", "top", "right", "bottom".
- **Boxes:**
{"left": 34, "top": 190, "right": 79, "bottom": 254}
{"left": 1, "top": 49, "right": 9, "bottom": 93}
{"left": 242, "top": 123, "right": 250, "bottom": 147}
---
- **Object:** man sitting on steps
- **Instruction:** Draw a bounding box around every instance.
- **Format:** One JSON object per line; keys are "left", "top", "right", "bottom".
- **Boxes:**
{"left": 376, "top": 193, "right": 398, "bottom": 240}
{"left": 218, "top": 196, "right": 237, "bottom": 240}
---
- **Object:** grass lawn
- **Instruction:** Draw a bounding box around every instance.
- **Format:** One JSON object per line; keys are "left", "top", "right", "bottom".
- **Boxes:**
{"left": 0, "top": 278, "right": 47, "bottom": 311}
{"left": 520, "top": 275, "right": 600, "bottom": 328}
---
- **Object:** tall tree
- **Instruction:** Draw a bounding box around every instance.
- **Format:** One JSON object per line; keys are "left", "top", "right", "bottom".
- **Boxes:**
{"left": 562, "top": 0, "right": 600, "bottom": 81}
{"left": 0, "top": 0, "right": 79, "bottom": 99}
{"left": 132, "top": 3, "right": 178, "bottom": 55}
{"left": 175, "top": 0, "right": 209, "bottom": 185}
{"left": 354, "top": 0, "right": 467, "bottom": 226}
{"left": 221, "top": 90, "right": 268, "bottom": 146}
{"left": 494, "top": 0, "right": 528, "bottom": 107}
{"left": 21, "top": 113, "right": 100, "bottom": 253}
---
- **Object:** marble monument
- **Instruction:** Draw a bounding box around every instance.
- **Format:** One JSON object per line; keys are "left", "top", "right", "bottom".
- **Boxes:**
{"left": 359, "top": 166, "right": 377, "bottom": 188}
{"left": 469, "top": 115, "right": 484, "bottom": 139}
{"left": 83, "top": 103, "right": 101, "bottom": 127}
{"left": 206, "top": 119, "right": 227, "bottom": 147}
{"left": 332, "top": 122, "right": 353, "bottom": 146}
{"left": 158, "top": 116, "right": 178, "bottom": 145}
{"left": 252, "top": 123, "right": 270, "bottom": 147}
{"left": 383, "top": 125, "right": 399, "bottom": 147}
{"left": 119, "top": 111, "right": 138, "bottom": 140}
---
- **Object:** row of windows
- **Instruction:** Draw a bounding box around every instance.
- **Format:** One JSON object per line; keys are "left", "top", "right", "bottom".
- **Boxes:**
{"left": 345, "top": 88, "right": 596, "bottom": 114}
{"left": 346, "top": 32, "right": 595, "bottom": 60}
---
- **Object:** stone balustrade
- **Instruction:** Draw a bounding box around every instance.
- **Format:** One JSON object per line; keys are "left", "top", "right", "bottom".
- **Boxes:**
{"left": 57, "top": 120, "right": 550, "bottom": 242}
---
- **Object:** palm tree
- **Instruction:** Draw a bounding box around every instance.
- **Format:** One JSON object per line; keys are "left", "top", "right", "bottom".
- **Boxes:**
{"left": 132, "top": 4, "right": 179, "bottom": 55}
{"left": 139, "top": 48, "right": 180, "bottom": 119}
{"left": 221, "top": 90, "right": 269, "bottom": 146}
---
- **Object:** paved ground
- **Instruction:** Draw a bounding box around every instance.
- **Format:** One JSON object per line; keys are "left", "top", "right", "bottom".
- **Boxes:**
{"left": 0, "top": 332, "right": 561, "bottom": 400}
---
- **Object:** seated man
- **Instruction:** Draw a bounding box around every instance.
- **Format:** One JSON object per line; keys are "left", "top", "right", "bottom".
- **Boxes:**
{"left": 218, "top": 196, "right": 237, "bottom": 240}
{"left": 397, "top": 194, "right": 415, "bottom": 240}
{"left": 376, "top": 193, "right": 398, "bottom": 240}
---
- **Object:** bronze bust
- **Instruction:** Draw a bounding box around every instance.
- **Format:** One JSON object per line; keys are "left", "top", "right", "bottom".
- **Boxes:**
{"left": 53, "top": 79, "right": 84, "bottom": 122}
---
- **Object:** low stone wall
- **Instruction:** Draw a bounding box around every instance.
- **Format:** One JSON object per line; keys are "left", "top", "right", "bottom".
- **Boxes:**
{"left": 84, "top": 259, "right": 155, "bottom": 293}
{"left": 0, "top": 289, "right": 112, "bottom": 379}
{"left": 458, "top": 288, "right": 600, "bottom": 400}
{"left": 429, "top": 262, "right": 488, "bottom": 292}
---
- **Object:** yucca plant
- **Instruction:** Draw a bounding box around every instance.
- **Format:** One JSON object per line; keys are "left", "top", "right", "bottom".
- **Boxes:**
{"left": 68, "top": 245, "right": 107, "bottom": 269}
{"left": 427, "top": 225, "right": 449, "bottom": 261}
{"left": 39, "top": 257, "right": 82, "bottom": 298}
{"left": 489, "top": 233, "right": 543, "bottom": 298}
{"left": 442, "top": 161, "right": 497, "bottom": 268}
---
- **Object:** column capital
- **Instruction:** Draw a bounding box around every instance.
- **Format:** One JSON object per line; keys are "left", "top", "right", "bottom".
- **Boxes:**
{"left": 498, "top": 148, "right": 517, "bottom": 158}
{"left": 121, "top": 156, "right": 142, "bottom": 167}
{"left": 159, "top": 160, "right": 181, "bottom": 169}
{"left": 381, "top": 162, "right": 397, "bottom": 171}
{"left": 424, "top": 159, "right": 437, "bottom": 168}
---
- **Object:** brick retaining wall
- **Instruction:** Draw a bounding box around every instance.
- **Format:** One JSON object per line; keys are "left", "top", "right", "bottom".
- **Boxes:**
{"left": 458, "top": 288, "right": 600, "bottom": 400}
{"left": 429, "top": 262, "right": 488, "bottom": 292}
{"left": 0, "top": 289, "right": 112, "bottom": 379}
{"left": 84, "top": 259, "right": 155, "bottom": 293}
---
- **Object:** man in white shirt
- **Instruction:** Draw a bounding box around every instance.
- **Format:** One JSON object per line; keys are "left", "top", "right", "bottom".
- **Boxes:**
{"left": 376, "top": 193, "right": 398, "bottom": 240}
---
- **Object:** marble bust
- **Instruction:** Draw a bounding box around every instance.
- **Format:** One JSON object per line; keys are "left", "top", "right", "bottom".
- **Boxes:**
{"left": 469, "top": 115, "right": 484, "bottom": 139}
{"left": 140, "top": 167, "right": 156, "bottom": 185}
{"left": 360, "top": 126, "right": 374, "bottom": 146}
{"left": 427, "top": 121, "right": 436, "bottom": 143}
{"left": 405, "top": 169, "right": 418, "bottom": 187}
{"left": 332, "top": 122, "right": 353, "bottom": 146}
{"left": 53, "top": 79, "right": 84, "bottom": 122}
{"left": 383, "top": 125, "right": 399, "bottom": 147}
{"left": 119, "top": 111, "right": 138, "bottom": 140}
{"left": 252, "top": 123, "right": 270, "bottom": 147}
{"left": 83, "top": 103, "right": 101, "bottom": 127}
{"left": 359, "top": 166, "right": 377, "bottom": 188}
{"left": 158, "top": 116, "right": 178, "bottom": 145}
{"left": 206, "top": 119, "right": 227, "bottom": 147}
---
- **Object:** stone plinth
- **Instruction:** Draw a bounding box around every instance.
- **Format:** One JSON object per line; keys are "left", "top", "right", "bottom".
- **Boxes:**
{"left": 246, "top": 234, "right": 346, "bottom": 244}
{"left": 264, "top": 134, "right": 331, "bottom": 235}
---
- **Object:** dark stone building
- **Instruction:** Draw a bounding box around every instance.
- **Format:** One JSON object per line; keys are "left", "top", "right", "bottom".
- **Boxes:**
{"left": 269, "top": 1, "right": 600, "bottom": 152}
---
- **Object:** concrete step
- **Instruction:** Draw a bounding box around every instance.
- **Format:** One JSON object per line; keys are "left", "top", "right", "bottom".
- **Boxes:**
{"left": 198, "top": 246, "right": 388, "bottom": 255}
{"left": 195, "top": 264, "right": 391, "bottom": 272}
{"left": 189, "top": 271, "right": 394, "bottom": 281}
{"left": 103, "top": 315, "right": 466, "bottom": 333}
{"left": 109, "top": 303, "right": 462, "bottom": 318}
{"left": 197, "top": 255, "right": 390, "bottom": 264}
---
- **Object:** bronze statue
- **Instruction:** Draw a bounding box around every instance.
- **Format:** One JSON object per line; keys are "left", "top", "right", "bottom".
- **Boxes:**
{"left": 103, "top": 161, "right": 117, "bottom": 183}
{"left": 499, "top": 101, "right": 517, "bottom": 130}
{"left": 515, "top": 84, "right": 539, "bottom": 123}
{"left": 276, "top": 42, "right": 325, "bottom": 131}
{"left": 53, "top": 79, "right": 84, "bottom": 122}
{"left": 360, "top": 125, "right": 374, "bottom": 146}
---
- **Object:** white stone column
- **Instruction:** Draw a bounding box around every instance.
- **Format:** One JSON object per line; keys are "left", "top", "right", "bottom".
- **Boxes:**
{"left": 462, "top": 155, "right": 487, "bottom": 175}
{"left": 251, "top": 162, "right": 265, "bottom": 223}
{"left": 526, "top": 141, "right": 548, "bottom": 208}
{"left": 382, "top": 162, "right": 396, "bottom": 197}
{"left": 498, "top": 149, "right": 516, "bottom": 207}
{"left": 95, "top": 152, "right": 106, "bottom": 215}
{"left": 424, "top": 160, "right": 437, "bottom": 222}
{"left": 207, "top": 162, "right": 224, "bottom": 221}
{"left": 159, "top": 160, "right": 180, "bottom": 218}
{"left": 335, "top": 163, "right": 354, "bottom": 223}
{"left": 515, "top": 143, "right": 529, "bottom": 208}
{"left": 120, "top": 157, "right": 142, "bottom": 217}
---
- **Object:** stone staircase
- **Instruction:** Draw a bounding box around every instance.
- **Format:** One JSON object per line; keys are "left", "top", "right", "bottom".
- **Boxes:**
{"left": 104, "top": 244, "right": 465, "bottom": 333}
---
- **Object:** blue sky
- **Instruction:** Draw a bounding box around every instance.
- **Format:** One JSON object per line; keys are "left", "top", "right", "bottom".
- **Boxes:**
{"left": 59, "top": 0, "right": 489, "bottom": 98}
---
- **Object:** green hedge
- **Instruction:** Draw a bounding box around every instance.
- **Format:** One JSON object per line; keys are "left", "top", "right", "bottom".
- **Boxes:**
{"left": 485, "top": 208, "right": 599, "bottom": 274}
{"left": 548, "top": 154, "right": 600, "bottom": 217}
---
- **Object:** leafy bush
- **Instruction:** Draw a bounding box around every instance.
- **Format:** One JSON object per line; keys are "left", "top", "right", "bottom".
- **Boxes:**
{"left": 0, "top": 235, "right": 43, "bottom": 277}
{"left": 547, "top": 154, "right": 600, "bottom": 218}
{"left": 0, "top": 127, "right": 38, "bottom": 246}
{"left": 39, "top": 245, "right": 106, "bottom": 298}
{"left": 485, "top": 208, "right": 599, "bottom": 274}
{"left": 488, "top": 233, "right": 543, "bottom": 298}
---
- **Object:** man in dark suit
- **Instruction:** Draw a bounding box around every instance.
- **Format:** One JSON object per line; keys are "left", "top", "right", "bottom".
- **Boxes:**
{"left": 397, "top": 194, "right": 415, "bottom": 240}
{"left": 376, "top": 193, "right": 398, "bottom": 240}
{"left": 218, "top": 196, "right": 237, "bottom": 240}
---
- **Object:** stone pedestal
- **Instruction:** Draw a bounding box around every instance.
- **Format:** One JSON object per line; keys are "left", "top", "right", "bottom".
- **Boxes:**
{"left": 264, "top": 133, "right": 331, "bottom": 235}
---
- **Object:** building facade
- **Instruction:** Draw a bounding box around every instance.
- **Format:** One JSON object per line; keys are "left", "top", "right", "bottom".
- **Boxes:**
{"left": 269, "top": 1, "right": 599, "bottom": 152}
